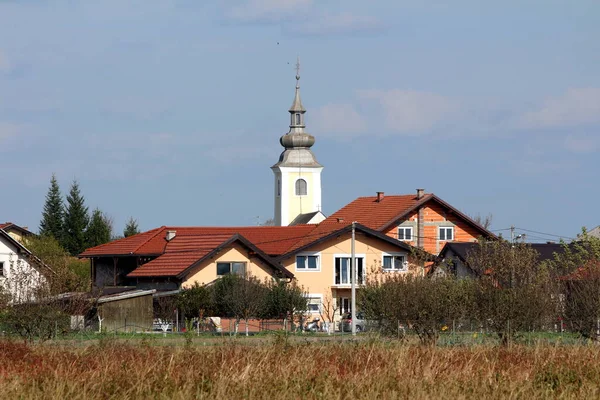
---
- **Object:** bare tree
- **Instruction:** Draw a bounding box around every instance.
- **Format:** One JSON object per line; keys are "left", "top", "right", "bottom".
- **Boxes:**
{"left": 318, "top": 294, "right": 339, "bottom": 334}
{"left": 471, "top": 213, "right": 493, "bottom": 230}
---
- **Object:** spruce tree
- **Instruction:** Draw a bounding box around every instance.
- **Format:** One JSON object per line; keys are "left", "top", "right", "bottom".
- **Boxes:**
{"left": 39, "top": 174, "right": 64, "bottom": 240}
{"left": 85, "top": 209, "right": 112, "bottom": 248}
{"left": 123, "top": 217, "right": 140, "bottom": 237}
{"left": 62, "top": 180, "right": 89, "bottom": 255}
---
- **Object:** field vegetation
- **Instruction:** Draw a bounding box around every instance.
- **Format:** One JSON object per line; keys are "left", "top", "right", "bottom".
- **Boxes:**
{"left": 1, "top": 339, "right": 600, "bottom": 399}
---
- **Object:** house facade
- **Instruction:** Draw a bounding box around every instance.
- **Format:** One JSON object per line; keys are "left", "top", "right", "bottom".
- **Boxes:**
{"left": 0, "top": 222, "right": 34, "bottom": 245}
{"left": 0, "top": 229, "right": 43, "bottom": 302}
{"left": 318, "top": 190, "right": 496, "bottom": 256}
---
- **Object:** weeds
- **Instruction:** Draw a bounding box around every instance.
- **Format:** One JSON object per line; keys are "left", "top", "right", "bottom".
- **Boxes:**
{"left": 0, "top": 341, "right": 599, "bottom": 398}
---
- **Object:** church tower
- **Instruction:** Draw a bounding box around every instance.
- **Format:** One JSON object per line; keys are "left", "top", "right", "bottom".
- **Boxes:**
{"left": 272, "top": 60, "right": 324, "bottom": 226}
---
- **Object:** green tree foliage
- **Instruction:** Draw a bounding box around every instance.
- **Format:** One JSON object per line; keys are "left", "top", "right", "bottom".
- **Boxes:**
{"left": 62, "top": 180, "right": 89, "bottom": 255}
{"left": 123, "top": 217, "right": 140, "bottom": 237}
{"left": 177, "top": 282, "right": 215, "bottom": 320}
{"left": 85, "top": 209, "right": 112, "bottom": 248}
{"left": 260, "top": 279, "right": 308, "bottom": 329}
{"left": 39, "top": 174, "right": 64, "bottom": 240}
{"left": 24, "top": 235, "right": 89, "bottom": 292}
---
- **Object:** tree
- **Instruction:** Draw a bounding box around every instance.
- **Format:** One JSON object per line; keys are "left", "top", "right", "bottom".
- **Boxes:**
{"left": 123, "top": 217, "right": 140, "bottom": 237}
{"left": 177, "top": 282, "right": 216, "bottom": 333}
{"left": 466, "top": 240, "right": 553, "bottom": 346}
{"left": 0, "top": 236, "right": 91, "bottom": 342}
{"left": 39, "top": 174, "right": 64, "bottom": 240}
{"left": 360, "top": 274, "right": 474, "bottom": 345}
{"left": 212, "top": 274, "right": 267, "bottom": 336}
{"left": 62, "top": 180, "right": 89, "bottom": 255}
{"left": 85, "top": 209, "right": 112, "bottom": 248}
{"left": 548, "top": 229, "right": 600, "bottom": 339}
{"left": 260, "top": 279, "right": 308, "bottom": 331}
{"left": 471, "top": 213, "right": 493, "bottom": 230}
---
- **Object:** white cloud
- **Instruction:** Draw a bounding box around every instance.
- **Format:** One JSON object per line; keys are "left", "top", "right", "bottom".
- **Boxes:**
{"left": 311, "top": 103, "right": 367, "bottom": 138}
{"left": 288, "top": 12, "right": 383, "bottom": 35}
{"left": 358, "top": 89, "right": 460, "bottom": 134}
{"left": 226, "top": 0, "right": 312, "bottom": 22}
{"left": 519, "top": 88, "right": 600, "bottom": 129}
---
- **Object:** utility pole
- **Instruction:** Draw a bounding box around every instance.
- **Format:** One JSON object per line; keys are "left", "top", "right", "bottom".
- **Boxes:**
{"left": 351, "top": 221, "right": 357, "bottom": 336}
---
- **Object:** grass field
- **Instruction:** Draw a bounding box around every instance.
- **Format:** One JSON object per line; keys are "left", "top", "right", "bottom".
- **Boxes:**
{"left": 1, "top": 337, "right": 600, "bottom": 399}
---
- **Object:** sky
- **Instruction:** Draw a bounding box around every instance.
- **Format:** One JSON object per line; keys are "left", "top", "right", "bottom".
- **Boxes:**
{"left": 1, "top": 0, "right": 599, "bottom": 242}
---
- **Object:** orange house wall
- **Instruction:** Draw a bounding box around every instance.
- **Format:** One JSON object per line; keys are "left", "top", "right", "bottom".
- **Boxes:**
{"left": 384, "top": 203, "right": 481, "bottom": 255}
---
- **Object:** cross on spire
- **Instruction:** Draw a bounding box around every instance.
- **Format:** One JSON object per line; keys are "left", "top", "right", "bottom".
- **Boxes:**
{"left": 295, "top": 57, "right": 300, "bottom": 87}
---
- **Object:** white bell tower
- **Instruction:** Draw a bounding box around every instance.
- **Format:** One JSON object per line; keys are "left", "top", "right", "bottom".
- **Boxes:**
{"left": 271, "top": 59, "right": 324, "bottom": 226}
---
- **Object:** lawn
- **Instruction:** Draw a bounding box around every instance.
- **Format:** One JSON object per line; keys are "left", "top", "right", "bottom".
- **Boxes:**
{"left": 1, "top": 337, "right": 600, "bottom": 399}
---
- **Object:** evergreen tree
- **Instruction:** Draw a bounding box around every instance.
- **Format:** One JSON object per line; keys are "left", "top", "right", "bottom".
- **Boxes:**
{"left": 123, "top": 217, "right": 140, "bottom": 237}
{"left": 85, "top": 209, "right": 112, "bottom": 248}
{"left": 62, "top": 180, "right": 89, "bottom": 255}
{"left": 39, "top": 174, "right": 64, "bottom": 240}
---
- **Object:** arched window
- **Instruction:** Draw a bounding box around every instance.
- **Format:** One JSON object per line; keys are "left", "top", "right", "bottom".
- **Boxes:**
{"left": 295, "top": 113, "right": 301, "bottom": 125}
{"left": 295, "top": 179, "right": 307, "bottom": 196}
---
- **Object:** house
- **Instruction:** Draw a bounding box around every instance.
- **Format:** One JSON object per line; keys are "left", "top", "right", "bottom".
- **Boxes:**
{"left": 587, "top": 226, "right": 600, "bottom": 239}
{"left": 0, "top": 222, "right": 34, "bottom": 245}
{"left": 0, "top": 228, "right": 45, "bottom": 302}
{"left": 313, "top": 190, "right": 496, "bottom": 256}
{"left": 435, "top": 242, "right": 569, "bottom": 278}
{"left": 80, "top": 223, "right": 428, "bottom": 325}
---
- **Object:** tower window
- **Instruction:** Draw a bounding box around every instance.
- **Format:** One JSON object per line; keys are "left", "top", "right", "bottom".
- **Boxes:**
{"left": 295, "top": 179, "right": 307, "bottom": 196}
{"left": 295, "top": 113, "right": 301, "bottom": 125}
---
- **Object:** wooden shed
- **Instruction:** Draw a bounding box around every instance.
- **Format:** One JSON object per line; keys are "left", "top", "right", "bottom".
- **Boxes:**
{"left": 97, "top": 289, "right": 155, "bottom": 333}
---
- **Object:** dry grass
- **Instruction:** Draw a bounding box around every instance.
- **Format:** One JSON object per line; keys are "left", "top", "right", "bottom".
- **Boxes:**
{"left": 1, "top": 339, "right": 600, "bottom": 399}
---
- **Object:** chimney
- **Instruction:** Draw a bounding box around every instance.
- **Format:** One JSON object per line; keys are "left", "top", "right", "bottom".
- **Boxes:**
{"left": 416, "top": 188, "right": 425, "bottom": 199}
{"left": 336, "top": 218, "right": 345, "bottom": 223}
{"left": 165, "top": 230, "right": 176, "bottom": 241}
{"left": 376, "top": 192, "right": 385, "bottom": 202}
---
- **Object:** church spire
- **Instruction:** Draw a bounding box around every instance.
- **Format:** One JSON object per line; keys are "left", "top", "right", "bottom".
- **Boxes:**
{"left": 288, "top": 57, "right": 306, "bottom": 132}
{"left": 289, "top": 57, "right": 306, "bottom": 114}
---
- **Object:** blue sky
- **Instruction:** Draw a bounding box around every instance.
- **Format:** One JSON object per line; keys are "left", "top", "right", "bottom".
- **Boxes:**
{"left": 1, "top": 0, "right": 599, "bottom": 242}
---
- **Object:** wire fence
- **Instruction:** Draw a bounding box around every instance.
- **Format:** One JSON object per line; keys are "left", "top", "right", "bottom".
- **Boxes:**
{"left": 0, "top": 317, "right": 591, "bottom": 346}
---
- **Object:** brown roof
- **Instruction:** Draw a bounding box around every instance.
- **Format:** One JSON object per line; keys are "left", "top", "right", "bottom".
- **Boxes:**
{"left": 0, "top": 222, "right": 34, "bottom": 236}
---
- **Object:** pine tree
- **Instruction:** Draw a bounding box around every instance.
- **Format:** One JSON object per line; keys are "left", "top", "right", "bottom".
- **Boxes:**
{"left": 123, "top": 217, "right": 140, "bottom": 238}
{"left": 39, "top": 174, "right": 64, "bottom": 240}
{"left": 62, "top": 180, "right": 89, "bottom": 255}
{"left": 85, "top": 209, "right": 112, "bottom": 248}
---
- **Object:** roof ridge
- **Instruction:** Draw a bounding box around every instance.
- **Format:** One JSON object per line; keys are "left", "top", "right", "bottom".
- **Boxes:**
{"left": 135, "top": 225, "right": 168, "bottom": 253}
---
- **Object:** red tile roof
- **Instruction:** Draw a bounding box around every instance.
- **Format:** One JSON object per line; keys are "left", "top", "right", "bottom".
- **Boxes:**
{"left": 81, "top": 225, "right": 316, "bottom": 258}
{"left": 323, "top": 194, "right": 426, "bottom": 231}
{"left": 0, "top": 223, "right": 11, "bottom": 230}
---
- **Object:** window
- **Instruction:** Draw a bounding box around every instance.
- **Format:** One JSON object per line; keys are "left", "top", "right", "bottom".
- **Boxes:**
{"left": 383, "top": 254, "right": 407, "bottom": 271}
{"left": 0, "top": 261, "right": 4, "bottom": 277}
{"left": 439, "top": 227, "right": 454, "bottom": 241}
{"left": 295, "top": 179, "right": 307, "bottom": 196}
{"left": 295, "top": 113, "right": 301, "bottom": 125}
{"left": 216, "top": 262, "right": 246, "bottom": 276}
{"left": 338, "top": 297, "right": 351, "bottom": 315}
{"left": 398, "top": 227, "right": 413, "bottom": 241}
{"left": 296, "top": 254, "right": 320, "bottom": 271}
{"left": 307, "top": 296, "right": 321, "bottom": 313}
{"left": 334, "top": 256, "right": 364, "bottom": 285}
